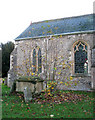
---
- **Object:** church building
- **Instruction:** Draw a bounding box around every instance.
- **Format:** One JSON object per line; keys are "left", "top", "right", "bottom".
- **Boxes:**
{"left": 7, "top": 14, "right": 95, "bottom": 92}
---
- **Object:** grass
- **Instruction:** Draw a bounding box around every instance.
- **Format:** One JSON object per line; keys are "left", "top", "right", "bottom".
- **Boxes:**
{"left": 2, "top": 83, "right": 95, "bottom": 119}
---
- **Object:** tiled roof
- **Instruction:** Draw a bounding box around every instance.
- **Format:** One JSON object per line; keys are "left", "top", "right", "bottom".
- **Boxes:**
{"left": 15, "top": 14, "right": 94, "bottom": 40}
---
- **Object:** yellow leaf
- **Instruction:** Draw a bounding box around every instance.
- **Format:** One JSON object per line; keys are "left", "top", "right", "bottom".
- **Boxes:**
{"left": 60, "top": 81, "right": 63, "bottom": 84}
{"left": 74, "top": 82, "right": 77, "bottom": 86}
{"left": 31, "top": 73, "right": 34, "bottom": 75}
{"left": 54, "top": 27, "right": 58, "bottom": 29}
{"left": 63, "top": 62, "right": 65, "bottom": 65}
{"left": 48, "top": 89, "right": 50, "bottom": 92}
{"left": 51, "top": 37, "right": 54, "bottom": 40}
{"left": 70, "top": 76, "right": 73, "bottom": 80}
{"left": 60, "top": 35, "right": 62, "bottom": 38}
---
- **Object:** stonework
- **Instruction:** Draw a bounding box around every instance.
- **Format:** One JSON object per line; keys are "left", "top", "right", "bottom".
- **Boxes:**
{"left": 7, "top": 14, "right": 95, "bottom": 91}
{"left": 23, "top": 87, "right": 32, "bottom": 102}
{"left": 16, "top": 81, "right": 43, "bottom": 93}
{"left": 91, "top": 67, "right": 95, "bottom": 89}
{"left": 7, "top": 48, "right": 17, "bottom": 87}
{"left": 92, "top": 48, "right": 95, "bottom": 67}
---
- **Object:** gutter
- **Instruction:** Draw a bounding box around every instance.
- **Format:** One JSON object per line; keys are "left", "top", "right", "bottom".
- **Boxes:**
{"left": 15, "top": 30, "right": 95, "bottom": 41}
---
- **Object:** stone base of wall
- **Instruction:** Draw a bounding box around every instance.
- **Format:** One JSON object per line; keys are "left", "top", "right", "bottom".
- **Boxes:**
{"left": 55, "top": 76, "right": 92, "bottom": 91}
{"left": 56, "top": 83, "right": 91, "bottom": 91}
{"left": 16, "top": 81, "right": 43, "bottom": 93}
{"left": 7, "top": 70, "right": 17, "bottom": 88}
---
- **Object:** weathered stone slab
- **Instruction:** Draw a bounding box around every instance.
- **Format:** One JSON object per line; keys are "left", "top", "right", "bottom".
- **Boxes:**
{"left": 16, "top": 81, "right": 43, "bottom": 93}
{"left": 23, "top": 87, "right": 32, "bottom": 102}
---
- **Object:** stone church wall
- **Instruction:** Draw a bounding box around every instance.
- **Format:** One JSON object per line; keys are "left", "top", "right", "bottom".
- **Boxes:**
{"left": 8, "top": 33, "right": 93, "bottom": 91}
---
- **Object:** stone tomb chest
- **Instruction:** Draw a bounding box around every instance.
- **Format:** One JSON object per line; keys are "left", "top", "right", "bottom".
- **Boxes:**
{"left": 16, "top": 76, "right": 43, "bottom": 93}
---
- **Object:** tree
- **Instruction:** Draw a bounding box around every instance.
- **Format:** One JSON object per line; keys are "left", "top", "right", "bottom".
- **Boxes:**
{"left": 2, "top": 41, "right": 14, "bottom": 77}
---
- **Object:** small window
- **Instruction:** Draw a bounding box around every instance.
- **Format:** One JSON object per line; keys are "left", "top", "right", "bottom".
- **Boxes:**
{"left": 33, "top": 49, "right": 36, "bottom": 73}
{"left": 38, "top": 48, "right": 42, "bottom": 73}
{"left": 74, "top": 41, "right": 88, "bottom": 74}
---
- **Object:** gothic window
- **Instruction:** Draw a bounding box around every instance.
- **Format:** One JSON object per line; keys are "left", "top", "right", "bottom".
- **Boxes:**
{"left": 33, "top": 49, "right": 36, "bottom": 73}
{"left": 38, "top": 48, "right": 42, "bottom": 73}
{"left": 74, "top": 41, "right": 88, "bottom": 74}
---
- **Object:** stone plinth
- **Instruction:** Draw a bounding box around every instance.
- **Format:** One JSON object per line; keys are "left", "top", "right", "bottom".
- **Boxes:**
{"left": 16, "top": 81, "right": 43, "bottom": 93}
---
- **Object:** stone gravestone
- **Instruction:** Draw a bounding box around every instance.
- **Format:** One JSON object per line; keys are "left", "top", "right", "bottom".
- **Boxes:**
{"left": 23, "top": 87, "right": 32, "bottom": 102}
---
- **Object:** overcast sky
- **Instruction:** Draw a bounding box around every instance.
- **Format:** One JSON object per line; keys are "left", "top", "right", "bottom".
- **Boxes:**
{"left": 0, "top": 0, "right": 94, "bottom": 44}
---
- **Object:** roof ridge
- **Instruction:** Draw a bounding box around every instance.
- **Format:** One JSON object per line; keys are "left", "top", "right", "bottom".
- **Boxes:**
{"left": 30, "top": 13, "right": 93, "bottom": 25}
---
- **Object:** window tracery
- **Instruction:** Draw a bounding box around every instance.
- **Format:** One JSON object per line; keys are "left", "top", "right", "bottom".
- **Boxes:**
{"left": 74, "top": 41, "right": 88, "bottom": 74}
{"left": 38, "top": 48, "right": 42, "bottom": 73}
{"left": 33, "top": 49, "right": 36, "bottom": 73}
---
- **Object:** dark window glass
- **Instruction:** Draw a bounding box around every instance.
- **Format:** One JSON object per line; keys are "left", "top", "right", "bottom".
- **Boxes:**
{"left": 33, "top": 49, "right": 36, "bottom": 73}
{"left": 74, "top": 42, "right": 88, "bottom": 74}
{"left": 38, "top": 48, "right": 42, "bottom": 73}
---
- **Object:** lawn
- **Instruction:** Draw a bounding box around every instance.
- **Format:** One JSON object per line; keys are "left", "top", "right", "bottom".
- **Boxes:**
{"left": 2, "top": 83, "right": 95, "bottom": 119}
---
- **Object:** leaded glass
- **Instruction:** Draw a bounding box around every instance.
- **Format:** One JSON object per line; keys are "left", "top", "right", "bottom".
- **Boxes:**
{"left": 74, "top": 42, "right": 88, "bottom": 74}
{"left": 38, "top": 48, "right": 42, "bottom": 73}
{"left": 33, "top": 49, "right": 36, "bottom": 73}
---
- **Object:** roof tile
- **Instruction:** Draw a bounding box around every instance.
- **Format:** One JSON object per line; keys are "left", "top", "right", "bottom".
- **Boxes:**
{"left": 15, "top": 14, "right": 94, "bottom": 40}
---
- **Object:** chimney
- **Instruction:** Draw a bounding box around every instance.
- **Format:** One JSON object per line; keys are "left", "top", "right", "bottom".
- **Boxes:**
{"left": 30, "top": 21, "right": 32, "bottom": 25}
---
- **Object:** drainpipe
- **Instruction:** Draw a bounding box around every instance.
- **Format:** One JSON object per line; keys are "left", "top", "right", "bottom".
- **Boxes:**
{"left": 91, "top": 3, "right": 95, "bottom": 90}
{"left": 45, "top": 38, "right": 49, "bottom": 88}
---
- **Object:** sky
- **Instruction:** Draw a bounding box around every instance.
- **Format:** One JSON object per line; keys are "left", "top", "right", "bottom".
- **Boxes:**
{"left": 0, "top": 0, "right": 95, "bottom": 44}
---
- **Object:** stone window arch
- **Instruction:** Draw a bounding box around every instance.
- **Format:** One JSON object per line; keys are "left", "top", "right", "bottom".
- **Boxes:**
{"left": 74, "top": 41, "right": 88, "bottom": 74}
{"left": 38, "top": 48, "right": 42, "bottom": 73}
{"left": 72, "top": 40, "right": 91, "bottom": 76}
{"left": 33, "top": 49, "right": 36, "bottom": 73}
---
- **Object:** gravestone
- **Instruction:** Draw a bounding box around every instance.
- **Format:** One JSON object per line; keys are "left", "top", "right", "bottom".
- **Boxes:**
{"left": 23, "top": 87, "right": 32, "bottom": 102}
